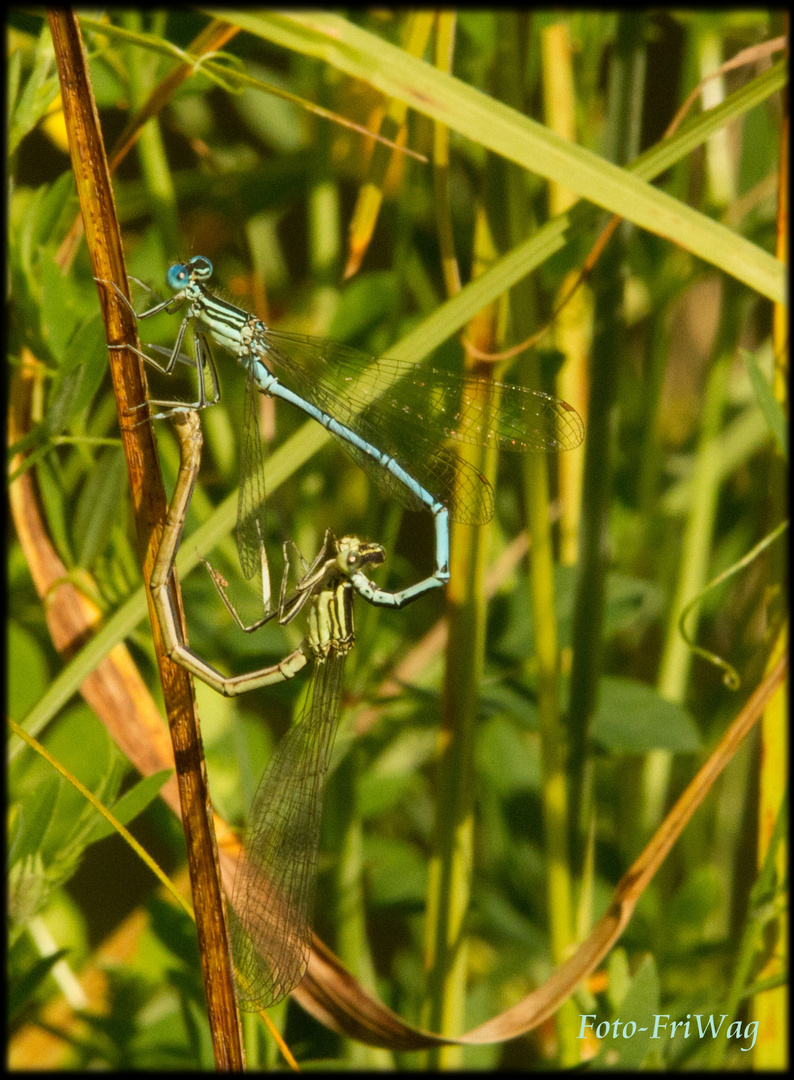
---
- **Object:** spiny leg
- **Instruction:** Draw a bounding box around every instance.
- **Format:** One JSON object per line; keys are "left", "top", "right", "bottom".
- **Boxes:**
{"left": 96, "top": 277, "right": 219, "bottom": 417}
{"left": 198, "top": 529, "right": 337, "bottom": 634}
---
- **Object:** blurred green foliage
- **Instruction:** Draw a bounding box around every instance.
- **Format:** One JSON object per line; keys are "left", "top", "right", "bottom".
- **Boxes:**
{"left": 7, "top": 9, "right": 785, "bottom": 1070}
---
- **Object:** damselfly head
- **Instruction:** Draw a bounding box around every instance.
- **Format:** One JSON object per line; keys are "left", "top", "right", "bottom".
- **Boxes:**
{"left": 336, "top": 536, "right": 386, "bottom": 574}
{"left": 166, "top": 256, "right": 213, "bottom": 291}
{"left": 188, "top": 256, "right": 213, "bottom": 280}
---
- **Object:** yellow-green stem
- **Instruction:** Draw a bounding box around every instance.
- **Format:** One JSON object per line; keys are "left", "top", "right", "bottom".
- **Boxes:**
{"left": 643, "top": 352, "right": 731, "bottom": 833}
{"left": 421, "top": 207, "right": 499, "bottom": 1066}
{"left": 521, "top": 362, "right": 578, "bottom": 1064}
{"left": 497, "top": 13, "right": 578, "bottom": 1055}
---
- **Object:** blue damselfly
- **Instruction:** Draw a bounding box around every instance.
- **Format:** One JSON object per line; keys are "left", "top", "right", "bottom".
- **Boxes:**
{"left": 114, "top": 257, "right": 584, "bottom": 608}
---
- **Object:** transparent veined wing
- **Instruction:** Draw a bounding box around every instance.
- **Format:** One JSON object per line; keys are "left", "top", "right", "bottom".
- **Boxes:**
{"left": 253, "top": 330, "right": 582, "bottom": 525}
{"left": 229, "top": 652, "right": 345, "bottom": 1010}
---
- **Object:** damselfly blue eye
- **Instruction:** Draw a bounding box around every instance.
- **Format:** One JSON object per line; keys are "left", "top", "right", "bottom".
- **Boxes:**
{"left": 166, "top": 264, "right": 188, "bottom": 290}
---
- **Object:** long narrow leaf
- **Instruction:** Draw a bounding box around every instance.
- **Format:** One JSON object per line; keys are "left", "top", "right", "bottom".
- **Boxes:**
{"left": 211, "top": 10, "right": 785, "bottom": 303}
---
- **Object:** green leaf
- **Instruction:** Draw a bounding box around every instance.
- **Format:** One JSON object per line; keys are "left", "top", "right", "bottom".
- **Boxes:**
{"left": 591, "top": 677, "right": 701, "bottom": 753}
{"left": 74, "top": 447, "right": 128, "bottom": 570}
{"left": 149, "top": 896, "right": 202, "bottom": 970}
{"left": 7, "top": 854, "right": 53, "bottom": 934}
{"left": 479, "top": 679, "right": 540, "bottom": 729}
{"left": 357, "top": 770, "right": 417, "bottom": 819}
{"left": 34, "top": 452, "right": 75, "bottom": 569}
{"left": 667, "top": 865, "right": 725, "bottom": 947}
{"left": 235, "top": 62, "right": 307, "bottom": 152}
{"left": 589, "top": 955, "right": 661, "bottom": 1068}
{"left": 7, "top": 24, "right": 60, "bottom": 158}
{"left": 29, "top": 172, "right": 78, "bottom": 271}
{"left": 13, "top": 184, "right": 48, "bottom": 287}
{"left": 474, "top": 885, "right": 545, "bottom": 949}
{"left": 475, "top": 715, "right": 541, "bottom": 796}
{"left": 7, "top": 46, "right": 23, "bottom": 136}
{"left": 36, "top": 706, "right": 117, "bottom": 856}
{"left": 224, "top": 10, "right": 785, "bottom": 302}
{"left": 89, "top": 770, "right": 174, "bottom": 843}
{"left": 364, "top": 835, "right": 428, "bottom": 906}
{"left": 357, "top": 727, "right": 436, "bottom": 819}
{"left": 330, "top": 271, "right": 400, "bottom": 343}
{"left": 8, "top": 949, "right": 70, "bottom": 1023}
{"left": 7, "top": 622, "right": 49, "bottom": 723}
{"left": 47, "top": 315, "right": 109, "bottom": 434}
{"left": 39, "top": 252, "right": 81, "bottom": 361}
{"left": 603, "top": 573, "right": 665, "bottom": 638}
{"left": 10, "top": 776, "right": 61, "bottom": 864}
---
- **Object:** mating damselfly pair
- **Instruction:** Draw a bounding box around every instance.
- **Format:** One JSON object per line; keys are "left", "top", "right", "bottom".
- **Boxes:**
{"left": 119, "top": 257, "right": 585, "bottom": 1012}
{"left": 104, "top": 255, "right": 584, "bottom": 609}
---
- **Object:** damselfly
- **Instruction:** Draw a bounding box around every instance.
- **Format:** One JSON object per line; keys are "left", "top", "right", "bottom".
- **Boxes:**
{"left": 152, "top": 409, "right": 385, "bottom": 1010}
{"left": 114, "top": 257, "right": 584, "bottom": 608}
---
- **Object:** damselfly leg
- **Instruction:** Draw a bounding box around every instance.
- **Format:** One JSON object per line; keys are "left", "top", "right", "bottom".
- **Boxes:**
{"left": 95, "top": 276, "right": 221, "bottom": 418}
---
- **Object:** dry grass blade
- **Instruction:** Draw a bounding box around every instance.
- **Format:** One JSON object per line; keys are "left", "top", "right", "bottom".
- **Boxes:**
{"left": 460, "top": 651, "right": 788, "bottom": 1044}
{"left": 344, "top": 11, "right": 435, "bottom": 279}
{"left": 44, "top": 11, "right": 243, "bottom": 1069}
